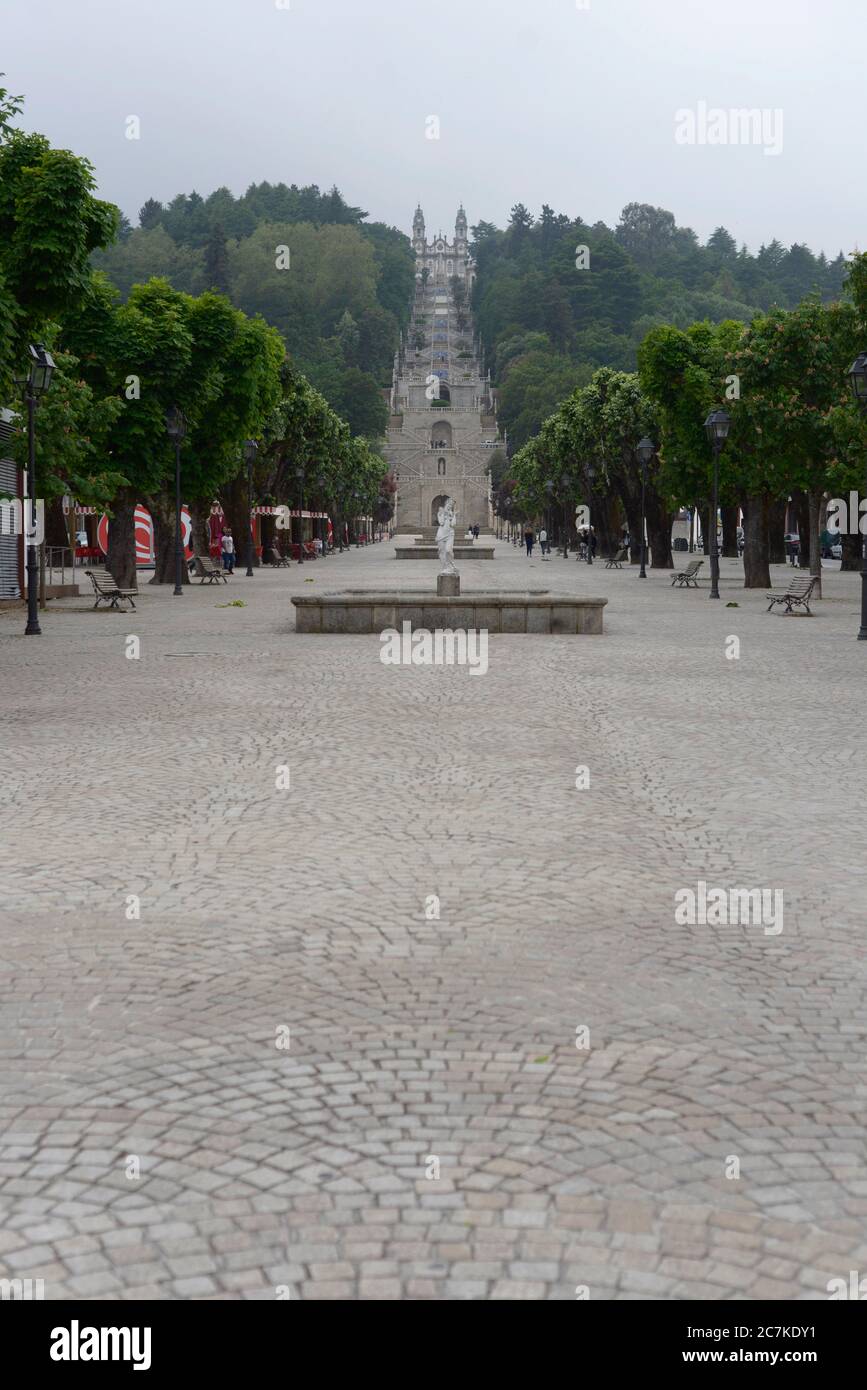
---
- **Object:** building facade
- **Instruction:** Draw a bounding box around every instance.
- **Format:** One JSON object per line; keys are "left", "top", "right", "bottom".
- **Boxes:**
{"left": 387, "top": 207, "right": 502, "bottom": 533}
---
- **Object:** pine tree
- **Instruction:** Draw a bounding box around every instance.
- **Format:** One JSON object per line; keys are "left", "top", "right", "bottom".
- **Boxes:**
{"left": 138, "top": 198, "right": 164, "bottom": 231}
{"left": 204, "top": 222, "right": 230, "bottom": 293}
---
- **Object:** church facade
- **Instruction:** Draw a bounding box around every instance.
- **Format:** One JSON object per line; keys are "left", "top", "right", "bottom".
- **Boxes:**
{"left": 411, "top": 204, "right": 475, "bottom": 292}
{"left": 387, "top": 207, "right": 502, "bottom": 533}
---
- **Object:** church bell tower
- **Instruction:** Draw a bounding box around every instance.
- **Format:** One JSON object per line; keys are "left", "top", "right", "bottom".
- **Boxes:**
{"left": 455, "top": 204, "right": 467, "bottom": 251}
{"left": 413, "top": 205, "right": 426, "bottom": 254}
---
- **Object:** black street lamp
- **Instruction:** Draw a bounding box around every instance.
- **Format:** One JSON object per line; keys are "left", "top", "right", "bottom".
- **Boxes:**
{"left": 544, "top": 480, "right": 554, "bottom": 556}
{"left": 585, "top": 461, "right": 597, "bottom": 564}
{"left": 353, "top": 490, "right": 361, "bottom": 547}
{"left": 317, "top": 475, "right": 327, "bottom": 557}
{"left": 703, "top": 410, "right": 730, "bottom": 600}
{"left": 296, "top": 466, "right": 305, "bottom": 563}
{"left": 244, "top": 439, "right": 258, "bottom": 576}
{"left": 635, "top": 437, "right": 655, "bottom": 580}
{"left": 560, "top": 473, "right": 573, "bottom": 557}
{"left": 847, "top": 352, "right": 867, "bottom": 638}
{"left": 14, "top": 343, "right": 55, "bottom": 635}
{"left": 165, "top": 406, "right": 186, "bottom": 596}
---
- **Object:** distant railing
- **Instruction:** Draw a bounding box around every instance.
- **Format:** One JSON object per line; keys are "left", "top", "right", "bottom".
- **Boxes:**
{"left": 44, "top": 545, "right": 78, "bottom": 587}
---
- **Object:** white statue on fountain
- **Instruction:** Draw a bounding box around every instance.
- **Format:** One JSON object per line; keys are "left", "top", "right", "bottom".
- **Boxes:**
{"left": 436, "top": 498, "right": 458, "bottom": 575}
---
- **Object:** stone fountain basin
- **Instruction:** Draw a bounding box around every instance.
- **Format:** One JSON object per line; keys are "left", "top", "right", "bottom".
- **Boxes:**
{"left": 292, "top": 589, "right": 607, "bottom": 634}
{"left": 395, "top": 544, "right": 494, "bottom": 559}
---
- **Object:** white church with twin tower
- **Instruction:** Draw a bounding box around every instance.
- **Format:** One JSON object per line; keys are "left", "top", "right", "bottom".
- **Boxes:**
{"left": 387, "top": 206, "right": 502, "bottom": 533}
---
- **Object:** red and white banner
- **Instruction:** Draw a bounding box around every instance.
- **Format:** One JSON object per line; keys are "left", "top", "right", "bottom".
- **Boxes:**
{"left": 97, "top": 504, "right": 192, "bottom": 564}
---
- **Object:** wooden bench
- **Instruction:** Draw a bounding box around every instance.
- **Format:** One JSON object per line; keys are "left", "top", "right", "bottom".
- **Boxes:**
{"left": 289, "top": 542, "right": 319, "bottom": 561}
{"left": 266, "top": 546, "right": 291, "bottom": 568}
{"left": 766, "top": 574, "right": 817, "bottom": 614}
{"left": 605, "top": 547, "right": 628, "bottom": 569}
{"left": 192, "top": 555, "right": 228, "bottom": 584}
{"left": 85, "top": 569, "right": 137, "bottom": 610}
{"left": 671, "top": 559, "right": 704, "bottom": 587}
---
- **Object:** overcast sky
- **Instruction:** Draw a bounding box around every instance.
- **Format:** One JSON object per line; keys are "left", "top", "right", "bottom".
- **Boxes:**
{"left": 5, "top": 0, "right": 864, "bottom": 256}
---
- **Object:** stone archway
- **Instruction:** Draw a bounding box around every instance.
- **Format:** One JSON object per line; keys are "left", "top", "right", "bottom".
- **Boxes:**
{"left": 430, "top": 420, "right": 452, "bottom": 449}
{"left": 431, "top": 494, "right": 449, "bottom": 526}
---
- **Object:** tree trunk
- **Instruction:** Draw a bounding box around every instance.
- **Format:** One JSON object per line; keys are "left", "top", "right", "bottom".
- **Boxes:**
{"left": 46, "top": 498, "right": 69, "bottom": 549}
{"left": 188, "top": 500, "right": 207, "bottom": 559}
{"left": 742, "top": 494, "right": 771, "bottom": 588}
{"left": 149, "top": 492, "right": 188, "bottom": 586}
{"left": 721, "top": 504, "right": 739, "bottom": 559}
{"left": 767, "top": 498, "right": 787, "bottom": 564}
{"left": 840, "top": 529, "right": 862, "bottom": 571}
{"left": 807, "top": 488, "right": 822, "bottom": 598}
{"left": 108, "top": 488, "right": 138, "bottom": 590}
{"left": 645, "top": 490, "right": 673, "bottom": 568}
{"left": 792, "top": 491, "right": 810, "bottom": 571}
{"left": 617, "top": 491, "right": 641, "bottom": 562}
{"left": 596, "top": 494, "right": 619, "bottom": 559}
{"left": 701, "top": 505, "right": 711, "bottom": 555}
{"left": 260, "top": 514, "right": 276, "bottom": 559}
{"left": 221, "top": 474, "right": 257, "bottom": 570}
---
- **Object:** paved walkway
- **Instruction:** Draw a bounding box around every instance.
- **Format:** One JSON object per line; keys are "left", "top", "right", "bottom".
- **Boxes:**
{"left": 1, "top": 543, "right": 865, "bottom": 1300}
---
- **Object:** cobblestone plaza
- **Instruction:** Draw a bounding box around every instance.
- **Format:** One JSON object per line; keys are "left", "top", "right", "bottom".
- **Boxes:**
{"left": 1, "top": 545, "right": 865, "bottom": 1300}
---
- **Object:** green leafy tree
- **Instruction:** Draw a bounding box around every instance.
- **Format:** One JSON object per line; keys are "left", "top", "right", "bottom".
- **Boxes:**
{"left": 65, "top": 275, "right": 284, "bottom": 586}
{"left": 729, "top": 299, "right": 858, "bottom": 589}
{"left": 92, "top": 226, "right": 204, "bottom": 300}
{"left": 0, "top": 118, "right": 117, "bottom": 393}
{"left": 7, "top": 341, "right": 125, "bottom": 509}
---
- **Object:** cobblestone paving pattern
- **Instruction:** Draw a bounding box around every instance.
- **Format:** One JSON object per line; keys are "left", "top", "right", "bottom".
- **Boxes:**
{"left": 1, "top": 544, "right": 865, "bottom": 1300}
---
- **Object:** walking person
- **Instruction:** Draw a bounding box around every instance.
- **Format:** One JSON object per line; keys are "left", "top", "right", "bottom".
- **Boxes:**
{"left": 221, "top": 527, "right": 235, "bottom": 574}
{"left": 524, "top": 525, "right": 535, "bottom": 557}
{"left": 539, "top": 526, "right": 548, "bottom": 557}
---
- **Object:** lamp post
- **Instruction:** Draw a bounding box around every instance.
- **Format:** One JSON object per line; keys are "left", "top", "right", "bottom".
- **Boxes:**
{"left": 635, "top": 437, "right": 655, "bottom": 580}
{"left": 585, "top": 461, "right": 596, "bottom": 564}
{"left": 295, "top": 466, "right": 305, "bottom": 563}
{"left": 703, "top": 410, "right": 730, "bottom": 600}
{"left": 353, "top": 491, "right": 361, "bottom": 547}
{"left": 166, "top": 406, "right": 186, "bottom": 596}
{"left": 559, "top": 473, "right": 573, "bottom": 557}
{"left": 847, "top": 352, "right": 867, "bottom": 638}
{"left": 544, "top": 480, "right": 554, "bottom": 557}
{"left": 14, "top": 344, "right": 55, "bottom": 635}
{"left": 244, "top": 439, "right": 258, "bottom": 576}
{"left": 317, "top": 475, "right": 327, "bottom": 557}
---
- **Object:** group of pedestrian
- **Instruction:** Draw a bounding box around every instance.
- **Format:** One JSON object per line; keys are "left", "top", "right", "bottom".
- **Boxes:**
{"left": 523, "top": 525, "right": 597, "bottom": 558}
{"left": 578, "top": 527, "right": 598, "bottom": 559}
